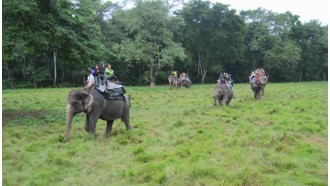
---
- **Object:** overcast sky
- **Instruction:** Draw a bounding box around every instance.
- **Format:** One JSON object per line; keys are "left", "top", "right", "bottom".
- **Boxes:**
{"left": 211, "top": 0, "right": 328, "bottom": 24}
{"left": 109, "top": 0, "right": 328, "bottom": 25}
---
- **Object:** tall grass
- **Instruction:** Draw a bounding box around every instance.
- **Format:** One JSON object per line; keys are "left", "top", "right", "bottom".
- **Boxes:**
{"left": 2, "top": 82, "right": 327, "bottom": 185}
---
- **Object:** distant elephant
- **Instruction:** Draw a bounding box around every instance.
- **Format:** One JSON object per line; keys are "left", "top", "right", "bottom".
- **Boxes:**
{"left": 168, "top": 75, "right": 179, "bottom": 90}
{"left": 251, "top": 76, "right": 268, "bottom": 99}
{"left": 171, "top": 79, "right": 181, "bottom": 89}
{"left": 214, "top": 82, "right": 233, "bottom": 106}
{"left": 65, "top": 89, "right": 131, "bottom": 140}
{"left": 180, "top": 76, "right": 192, "bottom": 88}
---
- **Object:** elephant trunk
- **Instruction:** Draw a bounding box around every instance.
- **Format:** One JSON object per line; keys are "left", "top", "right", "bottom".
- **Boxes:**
{"left": 65, "top": 103, "right": 74, "bottom": 140}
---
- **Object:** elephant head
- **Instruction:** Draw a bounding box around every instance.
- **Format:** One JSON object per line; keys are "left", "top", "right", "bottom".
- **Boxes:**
{"left": 259, "top": 76, "right": 268, "bottom": 85}
{"left": 65, "top": 90, "right": 93, "bottom": 140}
{"left": 251, "top": 76, "right": 268, "bottom": 99}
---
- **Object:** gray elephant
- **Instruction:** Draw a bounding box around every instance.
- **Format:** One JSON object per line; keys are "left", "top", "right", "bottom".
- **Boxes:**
{"left": 214, "top": 82, "right": 233, "bottom": 106}
{"left": 180, "top": 75, "right": 192, "bottom": 88}
{"left": 251, "top": 76, "right": 268, "bottom": 99}
{"left": 168, "top": 75, "right": 180, "bottom": 90}
{"left": 65, "top": 88, "right": 131, "bottom": 140}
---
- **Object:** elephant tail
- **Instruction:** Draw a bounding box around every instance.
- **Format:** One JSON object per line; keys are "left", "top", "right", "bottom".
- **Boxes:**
{"left": 121, "top": 94, "right": 130, "bottom": 122}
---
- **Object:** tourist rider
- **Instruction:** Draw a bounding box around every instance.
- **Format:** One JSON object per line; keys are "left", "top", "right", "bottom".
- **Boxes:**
{"left": 85, "top": 69, "right": 95, "bottom": 90}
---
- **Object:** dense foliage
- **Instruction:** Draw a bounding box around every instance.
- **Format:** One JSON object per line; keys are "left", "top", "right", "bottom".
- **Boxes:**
{"left": 2, "top": 0, "right": 328, "bottom": 88}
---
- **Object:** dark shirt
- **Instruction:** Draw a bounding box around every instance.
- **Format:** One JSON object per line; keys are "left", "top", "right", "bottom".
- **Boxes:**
{"left": 97, "top": 67, "right": 104, "bottom": 75}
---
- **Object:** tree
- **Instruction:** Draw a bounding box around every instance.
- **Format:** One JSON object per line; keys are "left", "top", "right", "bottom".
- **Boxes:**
{"left": 114, "top": 0, "right": 186, "bottom": 86}
{"left": 241, "top": 8, "right": 302, "bottom": 81}
{"left": 290, "top": 20, "right": 328, "bottom": 81}
{"left": 178, "top": 0, "right": 244, "bottom": 83}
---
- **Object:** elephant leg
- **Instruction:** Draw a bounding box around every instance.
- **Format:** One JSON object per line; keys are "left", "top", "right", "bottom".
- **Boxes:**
{"left": 105, "top": 120, "right": 114, "bottom": 136}
{"left": 88, "top": 115, "right": 98, "bottom": 137}
{"left": 226, "top": 99, "right": 231, "bottom": 106}
{"left": 213, "top": 96, "right": 217, "bottom": 106}
{"left": 84, "top": 115, "right": 89, "bottom": 132}
{"left": 219, "top": 96, "right": 223, "bottom": 106}
{"left": 222, "top": 94, "right": 228, "bottom": 106}
{"left": 262, "top": 86, "right": 265, "bottom": 96}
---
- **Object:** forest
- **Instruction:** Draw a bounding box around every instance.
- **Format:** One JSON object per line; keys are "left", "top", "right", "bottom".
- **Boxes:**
{"left": 2, "top": 0, "right": 328, "bottom": 88}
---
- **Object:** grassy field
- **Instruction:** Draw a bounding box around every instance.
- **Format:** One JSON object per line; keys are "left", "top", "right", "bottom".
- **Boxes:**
{"left": 2, "top": 82, "right": 328, "bottom": 186}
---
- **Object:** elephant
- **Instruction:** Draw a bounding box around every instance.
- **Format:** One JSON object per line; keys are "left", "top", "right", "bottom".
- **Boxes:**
{"left": 168, "top": 75, "right": 181, "bottom": 90}
{"left": 213, "top": 82, "right": 233, "bottom": 106}
{"left": 180, "top": 76, "right": 192, "bottom": 88}
{"left": 168, "top": 75, "right": 175, "bottom": 89}
{"left": 171, "top": 79, "right": 181, "bottom": 89}
{"left": 251, "top": 76, "right": 268, "bottom": 99}
{"left": 65, "top": 88, "right": 131, "bottom": 140}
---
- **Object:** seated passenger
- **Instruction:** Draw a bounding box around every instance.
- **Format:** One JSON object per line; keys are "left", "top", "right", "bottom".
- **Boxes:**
{"left": 181, "top": 72, "right": 186, "bottom": 79}
{"left": 172, "top": 71, "right": 177, "bottom": 77}
{"left": 249, "top": 71, "right": 256, "bottom": 83}
{"left": 227, "top": 74, "right": 233, "bottom": 89}
{"left": 85, "top": 69, "right": 95, "bottom": 90}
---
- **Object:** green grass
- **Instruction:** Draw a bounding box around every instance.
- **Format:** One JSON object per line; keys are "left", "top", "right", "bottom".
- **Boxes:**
{"left": 2, "top": 82, "right": 328, "bottom": 185}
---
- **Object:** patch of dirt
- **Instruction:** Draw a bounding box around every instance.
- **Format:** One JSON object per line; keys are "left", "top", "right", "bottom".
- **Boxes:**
{"left": 2, "top": 109, "right": 50, "bottom": 126}
{"left": 254, "top": 120, "right": 274, "bottom": 126}
{"left": 308, "top": 135, "right": 327, "bottom": 145}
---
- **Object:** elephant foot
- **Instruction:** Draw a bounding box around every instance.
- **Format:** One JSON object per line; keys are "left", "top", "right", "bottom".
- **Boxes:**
{"left": 89, "top": 131, "right": 96, "bottom": 138}
{"left": 104, "top": 132, "right": 111, "bottom": 138}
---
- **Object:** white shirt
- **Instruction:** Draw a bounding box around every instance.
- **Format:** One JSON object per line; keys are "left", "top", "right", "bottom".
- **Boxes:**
{"left": 87, "top": 74, "right": 95, "bottom": 86}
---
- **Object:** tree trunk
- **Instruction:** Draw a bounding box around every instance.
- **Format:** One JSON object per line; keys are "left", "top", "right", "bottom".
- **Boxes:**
{"left": 3, "top": 61, "right": 10, "bottom": 80}
{"left": 197, "top": 51, "right": 201, "bottom": 78}
{"left": 149, "top": 67, "right": 156, "bottom": 87}
{"left": 316, "top": 70, "right": 320, "bottom": 80}
{"left": 34, "top": 76, "right": 37, "bottom": 88}
{"left": 299, "top": 70, "right": 302, "bottom": 82}
{"left": 53, "top": 51, "right": 57, "bottom": 87}
{"left": 61, "top": 66, "right": 65, "bottom": 82}
{"left": 22, "top": 57, "right": 26, "bottom": 80}
{"left": 201, "top": 70, "right": 207, "bottom": 84}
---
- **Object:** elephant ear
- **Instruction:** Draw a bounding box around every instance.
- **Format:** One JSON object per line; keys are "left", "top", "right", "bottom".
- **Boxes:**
{"left": 83, "top": 93, "right": 93, "bottom": 113}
